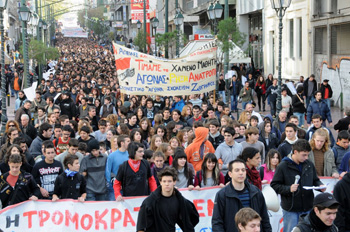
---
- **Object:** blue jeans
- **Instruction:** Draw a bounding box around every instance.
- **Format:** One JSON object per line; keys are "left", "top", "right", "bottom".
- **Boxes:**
{"left": 282, "top": 210, "right": 309, "bottom": 232}
{"left": 270, "top": 100, "right": 277, "bottom": 116}
{"left": 108, "top": 185, "right": 115, "bottom": 201}
{"left": 86, "top": 191, "right": 108, "bottom": 201}
{"left": 242, "top": 101, "right": 250, "bottom": 110}
{"left": 305, "top": 96, "right": 314, "bottom": 109}
{"left": 219, "top": 90, "right": 226, "bottom": 104}
{"left": 325, "top": 98, "right": 331, "bottom": 110}
{"left": 293, "top": 112, "right": 305, "bottom": 127}
{"left": 231, "top": 95, "right": 238, "bottom": 111}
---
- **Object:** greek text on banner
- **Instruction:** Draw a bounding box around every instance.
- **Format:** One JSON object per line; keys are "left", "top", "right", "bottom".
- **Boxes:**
{"left": 0, "top": 177, "right": 338, "bottom": 232}
{"left": 113, "top": 40, "right": 217, "bottom": 96}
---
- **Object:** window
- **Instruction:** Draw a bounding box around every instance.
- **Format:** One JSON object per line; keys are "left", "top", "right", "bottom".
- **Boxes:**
{"left": 290, "top": 19, "right": 294, "bottom": 58}
{"left": 314, "top": 27, "right": 327, "bottom": 54}
{"left": 331, "top": 23, "right": 350, "bottom": 55}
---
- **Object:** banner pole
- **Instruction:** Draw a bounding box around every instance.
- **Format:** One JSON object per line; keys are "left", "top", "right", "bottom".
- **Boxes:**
{"left": 213, "top": 90, "right": 216, "bottom": 103}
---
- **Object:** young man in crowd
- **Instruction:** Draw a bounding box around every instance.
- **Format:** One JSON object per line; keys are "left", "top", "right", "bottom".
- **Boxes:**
{"left": 94, "top": 119, "right": 107, "bottom": 142}
{"left": 32, "top": 141, "right": 63, "bottom": 199}
{"left": 78, "top": 126, "right": 93, "bottom": 145}
{"left": 162, "top": 107, "right": 172, "bottom": 125}
{"left": 53, "top": 125, "right": 71, "bottom": 155}
{"left": 306, "top": 114, "right": 335, "bottom": 147}
{"left": 303, "top": 74, "right": 317, "bottom": 108}
{"left": 235, "top": 208, "right": 262, "bottom": 232}
{"left": 100, "top": 96, "right": 117, "bottom": 118}
{"left": 241, "top": 127, "right": 265, "bottom": 163}
{"left": 332, "top": 130, "right": 350, "bottom": 174}
{"left": 215, "top": 127, "right": 243, "bottom": 176}
{"left": 212, "top": 159, "right": 272, "bottom": 232}
{"left": 136, "top": 167, "right": 199, "bottom": 231}
{"left": 334, "top": 166, "right": 350, "bottom": 231}
{"left": 29, "top": 123, "right": 53, "bottom": 160}
{"left": 278, "top": 123, "right": 299, "bottom": 158}
{"left": 77, "top": 97, "right": 90, "bottom": 120}
{"left": 105, "top": 135, "right": 130, "bottom": 201}
{"left": 307, "top": 91, "right": 332, "bottom": 127}
{"left": 55, "top": 138, "right": 84, "bottom": 167}
{"left": 127, "top": 113, "right": 139, "bottom": 130}
{"left": 208, "top": 119, "right": 224, "bottom": 150}
{"left": 271, "top": 139, "right": 325, "bottom": 232}
{"left": 187, "top": 105, "right": 204, "bottom": 127}
{"left": 80, "top": 139, "right": 108, "bottom": 201}
{"left": 334, "top": 107, "right": 350, "bottom": 132}
{"left": 293, "top": 193, "right": 339, "bottom": 232}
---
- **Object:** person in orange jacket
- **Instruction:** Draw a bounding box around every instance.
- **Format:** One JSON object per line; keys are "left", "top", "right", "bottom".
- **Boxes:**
{"left": 185, "top": 127, "right": 215, "bottom": 172}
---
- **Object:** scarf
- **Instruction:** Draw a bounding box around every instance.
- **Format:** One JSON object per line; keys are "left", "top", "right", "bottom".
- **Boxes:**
{"left": 285, "top": 136, "right": 298, "bottom": 145}
{"left": 65, "top": 169, "right": 78, "bottom": 177}
{"left": 128, "top": 159, "right": 141, "bottom": 172}
{"left": 309, "top": 209, "right": 332, "bottom": 231}
{"left": 246, "top": 165, "right": 262, "bottom": 190}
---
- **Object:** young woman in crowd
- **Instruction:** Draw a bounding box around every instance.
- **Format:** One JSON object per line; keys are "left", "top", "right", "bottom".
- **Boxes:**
{"left": 238, "top": 110, "right": 251, "bottom": 126}
{"left": 0, "top": 144, "right": 32, "bottom": 174}
{"left": 238, "top": 147, "right": 262, "bottom": 190}
{"left": 255, "top": 75, "right": 266, "bottom": 112}
{"left": 259, "top": 149, "right": 281, "bottom": 183}
{"left": 155, "top": 125, "right": 167, "bottom": 142}
{"left": 258, "top": 120, "right": 279, "bottom": 154}
{"left": 169, "top": 137, "right": 181, "bottom": 152}
{"left": 166, "top": 121, "right": 177, "bottom": 141}
{"left": 221, "top": 115, "right": 233, "bottom": 127}
{"left": 149, "top": 135, "right": 163, "bottom": 151}
{"left": 181, "top": 105, "right": 192, "bottom": 122}
{"left": 151, "top": 151, "right": 166, "bottom": 186}
{"left": 194, "top": 153, "right": 225, "bottom": 189}
{"left": 135, "top": 107, "right": 145, "bottom": 124}
{"left": 177, "top": 129, "right": 189, "bottom": 148}
{"left": 130, "top": 128, "right": 149, "bottom": 149}
{"left": 153, "top": 114, "right": 164, "bottom": 128}
{"left": 156, "top": 143, "right": 173, "bottom": 165}
{"left": 117, "top": 123, "right": 130, "bottom": 136}
{"left": 139, "top": 118, "right": 152, "bottom": 143}
{"left": 171, "top": 147, "right": 195, "bottom": 189}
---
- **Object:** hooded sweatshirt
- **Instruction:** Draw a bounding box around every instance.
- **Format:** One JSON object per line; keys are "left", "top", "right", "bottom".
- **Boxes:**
{"left": 185, "top": 127, "right": 215, "bottom": 172}
{"left": 215, "top": 141, "right": 243, "bottom": 175}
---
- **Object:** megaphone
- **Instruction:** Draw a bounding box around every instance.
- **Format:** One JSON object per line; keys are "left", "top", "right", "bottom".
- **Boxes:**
{"left": 262, "top": 185, "right": 280, "bottom": 212}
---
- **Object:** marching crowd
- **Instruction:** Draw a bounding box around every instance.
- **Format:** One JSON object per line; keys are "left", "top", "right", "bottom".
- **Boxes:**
{"left": 0, "top": 35, "right": 349, "bottom": 232}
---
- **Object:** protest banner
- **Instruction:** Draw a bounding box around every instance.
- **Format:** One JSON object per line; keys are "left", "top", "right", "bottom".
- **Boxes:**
{"left": 0, "top": 177, "right": 338, "bottom": 232}
{"left": 113, "top": 40, "right": 217, "bottom": 96}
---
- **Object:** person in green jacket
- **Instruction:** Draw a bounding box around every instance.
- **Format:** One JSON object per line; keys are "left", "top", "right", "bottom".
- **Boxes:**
{"left": 239, "top": 82, "right": 253, "bottom": 110}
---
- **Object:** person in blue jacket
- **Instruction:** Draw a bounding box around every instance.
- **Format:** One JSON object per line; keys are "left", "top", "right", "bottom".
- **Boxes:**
{"left": 171, "top": 96, "right": 185, "bottom": 112}
{"left": 307, "top": 91, "right": 332, "bottom": 127}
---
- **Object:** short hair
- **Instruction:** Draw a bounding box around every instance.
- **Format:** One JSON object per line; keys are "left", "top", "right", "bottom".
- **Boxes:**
{"left": 127, "top": 113, "right": 136, "bottom": 120}
{"left": 80, "top": 125, "right": 91, "bottom": 134}
{"left": 7, "top": 153, "right": 22, "bottom": 164}
{"left": 37, "top": 107, "right": 46, "bottom": 113}
{"left": 235, "top": 208, "right": 261, "bottom": 232}
{"left": 117, "top": 135, "right": 129, "bottom": 147}
{"left": 78, "top": 142, "right": 87, "bottom": 152}
{"left": 285, "top": 123, "right": 297, "bottom": 132}
{"left": 224, "top": 126, "right": 236, "bottom": 137}
{"left": 208, "top": 119, "right": 220, "bottom": 128}
{"left": 39, "top": 123, "right": 52, "bottom": 135}
{"left": 310, "top": 74, "right": 315, "bottom": 78}
{"left": 250, "top": 115, "right": 259, "bottom": 122}
{"left": 13, "top": 137, "right": 27, "bottom": 145}
{"left": 192, "top": 105, "right": 200, "bottom": 111}
{"left": 289, "top": 115, "right": 298, "bottom": 121}
{"left": 153, "top": 151, "right": 165, "bottom": 160}
{"left": 68, "top": 138, "right": 79, "bottom": 147}
{"left": 157, "top": 166, "right": 178, "bottom": 182}
{"left": 314, "top": 204, "right": 339, "bottom": 212}
{"left": 245, "top": 126, "right": 259, "bottom": 138}
{"left": 63, "top": 154, "right": 79, "bottom": 169}
{"left": 59, "top": 115, "right": 69, "bottom": 123}
{"left": 146, "top": 97, "right": 153, "bottom": 104}
{"left": 43, "top": 140, "right": 55, "bottom": 153}
{"left": 21, "top": 114, "right": 29, "bottom": 120}
{"left": 144, "top": 149, "right": 154, "bottom": 160}
{"left": 128, "top": 142, "right": 144, "bottom": 159}
{"left": 292, "top": 139, "right": 311, "bottom": 153}
{"left": 345, "top": 107, "right": 350, "bottom": 117}
{"left": 62, "top": 125, "right": 71, "bottom": 132}
{"left": 228, "top": 159, "right": 246, "bottom": 172}
{"left": 88, "top": 106, "right": 96, "bottom": 112}
{"left": 314, "top": 90, "right": 322, "bottom": 97}
{"left": 238, "top": 147, "right": 259, "bottom": 162}
{"left": 337, "top": 130, "right": 350, "bottom": 141}
{"left": 99, "top": 142, "right": 106, "bottom": 149}
{"left": 54, "top": 124, "right": 62, "bottom": 130}
{"left": 207, "top": 106, "right": 215, "bottom": 112}
{"left": 98, "top": 119, "right": 107, "bottom": 127}
{"left": 311, "top": 114, "right": 322, "bottom": 121}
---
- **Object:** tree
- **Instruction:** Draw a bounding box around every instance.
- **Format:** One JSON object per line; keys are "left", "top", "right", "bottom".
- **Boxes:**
{"left": 155, "top": 30, "right": 187, "bottom": 57}
{"left": 216, "top": 17, "right": 246, "bottom": 65}
{"left": 134, "top": 30, "right": 150, "bottom": 53}
{"left": 21, "top": 40, "right": 60, "bottom": 64}
{"left": 77, "top": 6, "right": 105, "bottom": 28}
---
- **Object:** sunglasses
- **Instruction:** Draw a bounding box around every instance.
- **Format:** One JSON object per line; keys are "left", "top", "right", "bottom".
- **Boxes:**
{"left": 8, "top": 124, "right": 15, "bottom": 127}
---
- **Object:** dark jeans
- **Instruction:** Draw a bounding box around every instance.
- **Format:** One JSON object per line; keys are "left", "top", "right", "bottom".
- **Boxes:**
{"left": 86, "top": 191, "right": 108, "bottom": 201}
{"left": 230, "top": 95, "right": 238, "bottom": 111}
{"left": 270, "top": 100, "right": 277, "bottom": 116}
{"left": 305, "top": 96, "right": 314, "bottom": 109}
{"left": 257, "top": 93, "right": 266, "bottom": 110}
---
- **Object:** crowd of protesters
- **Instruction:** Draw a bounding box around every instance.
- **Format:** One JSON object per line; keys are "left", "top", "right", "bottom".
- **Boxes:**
{"left": 0, "top": 34, "right": 349, "bottom": 232}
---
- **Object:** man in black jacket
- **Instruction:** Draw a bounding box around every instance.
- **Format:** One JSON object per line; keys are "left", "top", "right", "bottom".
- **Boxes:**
{"left": 333, "top": 171, "right": 350, "bottom": 232}
{"left": 137, "top": 167, "right": 199, "bottom": 232}
{"left": 303, "top": 74, "right": 318, "bottom": 109}
{"left": 212, "top": 159, "right": 272, "bottom": 232}
{"left": 59, "top": 92, "right": 77, "bottom": 120}
{"left": 271, "top": 139, "right": 325, "bottom": 232}
{"left": 334, "top": 107, "right": 350, "bottom": 132}
{"left": 292, "top": 193, "right": 339, "bottom": 232}
{"left": 320, "top": 79, "right": 333, "bottom": 111}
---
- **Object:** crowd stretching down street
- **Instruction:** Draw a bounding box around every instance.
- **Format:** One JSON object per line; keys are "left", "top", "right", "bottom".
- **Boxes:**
{"left": 1, "top": 33, "right": 350, "bottom": 232}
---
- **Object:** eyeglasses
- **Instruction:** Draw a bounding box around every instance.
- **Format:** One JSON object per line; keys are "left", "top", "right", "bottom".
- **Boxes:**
{"left": 8, "top": 124, "right": 15, "bottom": 127}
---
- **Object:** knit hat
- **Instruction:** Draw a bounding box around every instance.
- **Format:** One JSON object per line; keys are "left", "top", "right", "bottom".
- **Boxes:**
{"left": 87, "top": 139, "right": 100, "bottom": 152}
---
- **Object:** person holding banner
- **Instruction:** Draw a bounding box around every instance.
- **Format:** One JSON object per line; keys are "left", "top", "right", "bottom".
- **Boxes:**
{"left": 212, "top": 159, "right": 272, "bottom": 232}
{"left": 136, "top": 167, "right": 199, "bottom": 232}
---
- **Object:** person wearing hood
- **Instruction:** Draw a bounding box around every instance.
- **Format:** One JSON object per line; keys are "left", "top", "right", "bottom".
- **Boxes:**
{"left": 15, "top": 91, "right": 27, "bottom": 112}
{"left": 278, "top": 123, "right": 299, "bottom": 158}
{"left": 271, "top": 139, "right": 325, "bottom": 232}
{"left": 59, "top": 91, "right": 77, "bottom": 120}
{"left": 171, "top": 96, "right": 185, "bottom": 112}
{"left": 215, "top": 127, "right": 243, "bottom": 176}
{"left": 208, "top": 119, "right": 224, "bottom": 150}
{"left": 137, "top": 167, "right": 199, "bottom": 232}
{"left": 334, "top": 170, "right": 350, "bottom": 232}
{"left": 185, "top": 127, "right": 215, "bottom": 172}
{"left": 292, "top": 193, "right": 339, "bottom": 232}
{"left": 331, "top": 130, "right": 350, "bottom": 174}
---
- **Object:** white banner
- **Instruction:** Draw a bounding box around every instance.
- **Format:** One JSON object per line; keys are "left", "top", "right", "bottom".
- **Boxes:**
{"left": 0, "top": 177, "right": 338, "bottom": 232}
{"left": 113, "top": 40, "right": 217, "bottom": 96}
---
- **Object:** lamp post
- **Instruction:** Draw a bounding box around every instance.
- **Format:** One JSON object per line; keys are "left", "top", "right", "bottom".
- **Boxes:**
{"left": 207, "top": 1, "right": 223, "bottom": 34}
{"left": 270, "top": 0, "right": 292, "bottom": 114}
{"left": 19, "top": 5, "right": 31, "bottom": 89}
{"left": 174, "top": 10, "right": 183, "bottom": 57}
{"left": 151, "top": 17, "right": 159, "bottom": 56}
{"left": 42, "top": 20, "right": 47, "bottom": 46}
{"left": 122, "top": 21, "right": 128, "bottom": 41}
{"left": 0, "top": 0, "right": 7, "bottom": 134}
{"left": 136, "top": 20, "right": 141, "bottom": 32}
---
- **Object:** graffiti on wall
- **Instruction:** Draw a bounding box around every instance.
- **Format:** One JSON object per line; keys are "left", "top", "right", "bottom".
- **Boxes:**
{"left": 321, "top": 57, "right": 350, "bottom": 107}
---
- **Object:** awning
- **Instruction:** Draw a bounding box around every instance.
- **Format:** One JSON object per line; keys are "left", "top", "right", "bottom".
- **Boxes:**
{"left": 179, "top": 40, "right": 209, "bottom": 57}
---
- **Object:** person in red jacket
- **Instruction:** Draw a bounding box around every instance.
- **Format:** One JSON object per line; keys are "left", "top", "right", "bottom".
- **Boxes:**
{"left": 255, "top": 75, "right": 267, "bottom": 112}
{"left": 185, "top": 127, "right": 215, "bottom": 172}
{"left": 114, "top": 142, "right": 157, "bottom": 201}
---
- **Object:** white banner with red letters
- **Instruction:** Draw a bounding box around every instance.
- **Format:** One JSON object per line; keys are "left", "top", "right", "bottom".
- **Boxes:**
{"left": 0, "top": 177, "right": 338, "bottom": 232}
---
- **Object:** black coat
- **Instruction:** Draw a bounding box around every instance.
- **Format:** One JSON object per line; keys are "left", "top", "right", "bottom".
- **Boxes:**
{"left": 334, "top": 173, "right": 350, "bottom": 232}
{"left": 294, "top": 213, "right": 338, "bottom": 232}
{"left": 271, "top": 157, "right": 323, "bottom": 212}
{"left": 259, "top": 132, "right": 279, "bottom": 154}
{"left": 21, "top": 124, "right": 38, "bottom": 141}
{"left": 212, "top": 181, "right": 272, "bottom": 232}
{"left": 292, "top": 94, "right": 306, "bottom": 113}
{"left": 53, "top": 172, "right": 86, "bottom": 200}
{"left": 136, "top": 186, "right": 199, "bottom": 232}
{"left": 303, "top": 78, "right": 318, "bottom": 97}
{"left": 334, "top": 116, "right": 350, "bottom": 132}
{"left": 320, "top": 84, "right": 333, "bottom": 99}
{"left": 59, "top": 98, "right": 77, "bottom": 119}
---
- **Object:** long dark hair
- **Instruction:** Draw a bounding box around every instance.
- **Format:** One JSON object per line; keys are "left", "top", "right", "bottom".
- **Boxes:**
{"left": 172, "top": 147, "right": 193, "bottom": 180}
{"left": 201, "top": 153, "right": 219, "bottom": 186}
